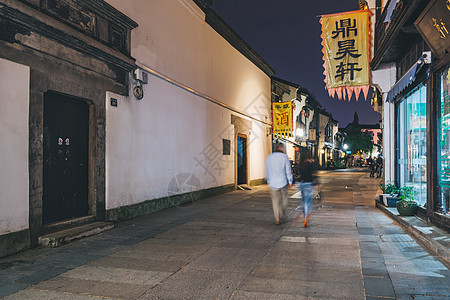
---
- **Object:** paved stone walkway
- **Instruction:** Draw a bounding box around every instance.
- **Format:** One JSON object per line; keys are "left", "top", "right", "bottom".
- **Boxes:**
{"left": 0, "top": 170, "right": 449, "bottom": 299}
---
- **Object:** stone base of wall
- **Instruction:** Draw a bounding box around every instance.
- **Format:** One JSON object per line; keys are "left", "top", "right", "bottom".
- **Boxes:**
{"left": 106, "top": 184, "right": 235, "bottom": 221}
{"left": 0, "top": 229, "right": 30, "bottom": 258}
{"left": 249, "top": 178, "right": 266, "bottom": 186}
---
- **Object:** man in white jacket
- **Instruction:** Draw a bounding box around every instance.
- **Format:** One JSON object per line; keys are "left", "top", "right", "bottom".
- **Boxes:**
{"left": 265, "top": 142, "right": 293, "bottom": 224}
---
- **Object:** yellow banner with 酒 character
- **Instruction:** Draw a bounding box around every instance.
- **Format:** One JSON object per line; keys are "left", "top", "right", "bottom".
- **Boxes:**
{"left": 272, "top": 102, "right": 293, "bottom": 139}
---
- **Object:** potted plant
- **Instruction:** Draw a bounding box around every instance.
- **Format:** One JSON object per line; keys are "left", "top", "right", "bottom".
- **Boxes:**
{"left": 396, "top": 186, "right": 418, "bottom": 216}
{"left": 378, "top": 182, "right": 386, "bottom": 204}
{"left": 380, "top": 181, "right": 399, "bottom": 206}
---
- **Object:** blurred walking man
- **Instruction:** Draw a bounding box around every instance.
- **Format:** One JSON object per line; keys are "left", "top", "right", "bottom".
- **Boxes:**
{"left": 265, "top": 143, "right": 293, "bottom": 225}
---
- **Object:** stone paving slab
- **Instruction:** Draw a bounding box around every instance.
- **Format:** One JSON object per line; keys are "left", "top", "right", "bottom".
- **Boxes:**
{"left": 258, "top": 253, "right": 362, "bottom": 270}
{"left": 389, "top": 273, "right": 450, "bottom": 298}
{"left": 108, "top": 248, "right": 206, "bottom": 262}
{"left": 376, "top": 203, "right": 450, "bottom": 263}
{"left": 138, "top": 269, "right": 247, "bottom": 300}
{"left": 62, "top": 265, "right": 172, "bottom": 285}
{"left": 1, "top": 172, "right": 449, "bottom": 299}
{"left": 363, "top": 276, "right": 396, "bottom": 298}
{"left": 265, "top": 243, "right": 361, "bottom": 264}
{"left": 361, "top": 260, "right": 390, "bottom": 277}
{"left": 4, "top": 289, "right": 102, "bottom": 300}
{"left": 230, "top": 290, "right": 324, "bottom": 300}
{"left": 123, "top": 239, "right": 211, "bottom": 254}
{"left": 29, "top": 276, "right": 150, "bottom": 299}
{"left": 0, "top": 283, "right": 29, "bottom": 299}
{"left": 14, "top": 266, "right": 69, "bottom": 285}
{"left": 215, "top": 236, "right": 276, "bottom": 250}
{"left": 279, "top": 235, "right": 359, "bottom": 246}
{"left": 185, "top": 247, "right": 267, "bottom": 272}
{"left": 249, "top": 264, "right": 363, "bottom": 283}
{"left": 151, "top": 231, "right": 225, "bottom": 242}
{"left": 237, "top": 277, "right": 364, "bottom": 299}
{"left": 87, "top": 256, "right": 185, "bottom": 272}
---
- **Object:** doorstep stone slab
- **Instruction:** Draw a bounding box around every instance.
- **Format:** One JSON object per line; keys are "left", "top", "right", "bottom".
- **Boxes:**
{"left": 39, "top": 222, "right": 114, "bottom": 248}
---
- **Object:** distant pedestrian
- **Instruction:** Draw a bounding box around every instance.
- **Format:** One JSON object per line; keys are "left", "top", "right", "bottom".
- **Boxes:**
{"left": 375, "top": 155, "right": 383, "bottom": 178}
{"left": 293, "top": 150, "right": 317, "bottom": 228}
{"left": 265, "top": 143, "right": 293, "bottom": 225}
{"left": 367, "top": 157, "right": 375, "bottom": 177}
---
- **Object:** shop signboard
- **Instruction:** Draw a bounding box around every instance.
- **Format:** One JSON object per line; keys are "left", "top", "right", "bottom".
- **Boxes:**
{"left": 309, "top": 129, "right": 316, "bottom": 141}
{"left": 415, "top": 0, "right": 450, "bottom": 59}
{"left": 272, "top": 101, "right": 293, "bottom": 138}
{"left": 320, "top": 9, "right": 372, "bottom": 100}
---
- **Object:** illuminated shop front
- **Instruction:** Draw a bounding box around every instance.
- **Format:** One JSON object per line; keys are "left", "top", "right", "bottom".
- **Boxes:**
{"left": 371, "top": 0, "right": 450, "bottom": 229}
{"left": 396, "top": 84, "right": 427, "bottom": 207}
{"left": 438, "top": 67, "right": 450, "bottom": 215}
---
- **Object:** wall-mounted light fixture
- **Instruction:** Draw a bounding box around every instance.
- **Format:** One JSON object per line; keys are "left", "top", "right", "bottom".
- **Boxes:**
{"left": 132, "top": 68, "right": 148, "bottom": 100}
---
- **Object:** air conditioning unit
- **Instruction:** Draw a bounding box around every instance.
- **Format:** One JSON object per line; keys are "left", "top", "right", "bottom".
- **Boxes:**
{"left": 133, "top": 69, "right": 148, "bottom": 84}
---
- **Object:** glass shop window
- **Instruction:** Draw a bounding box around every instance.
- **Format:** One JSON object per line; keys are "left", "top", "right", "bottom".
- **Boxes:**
{"left": 397, "top": 84, "right": 427, "bottom": 207}
{"left": 438, "top": 67, "right": 450, "bottom": 214}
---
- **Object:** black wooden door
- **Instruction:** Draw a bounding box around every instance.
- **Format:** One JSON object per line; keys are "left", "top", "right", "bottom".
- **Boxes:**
{"left": 43, "top": 92, "right": 89, "bottom": 224}
{"left": 237, "top": 135, "right": 247, "bottom": 185}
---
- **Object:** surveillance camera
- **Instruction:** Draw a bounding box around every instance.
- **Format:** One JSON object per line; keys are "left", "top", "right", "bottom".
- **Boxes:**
{"left": 422, "top": 51, "right": 431, "bottom": 64}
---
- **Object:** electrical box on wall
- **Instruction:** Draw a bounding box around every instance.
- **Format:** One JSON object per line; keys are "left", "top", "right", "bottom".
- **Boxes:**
{"left": 134, "top": 69, "right": 148, "bottom": 84}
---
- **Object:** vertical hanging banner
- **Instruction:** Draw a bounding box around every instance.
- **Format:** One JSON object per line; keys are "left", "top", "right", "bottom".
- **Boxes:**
{"left": 272, "top": 102, "right": 293, "bottom": 139}
{"left": 320, "top": 9, "right": 372, "bottom": 100}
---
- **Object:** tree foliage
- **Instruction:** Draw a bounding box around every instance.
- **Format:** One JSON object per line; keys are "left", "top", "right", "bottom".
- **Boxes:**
{"left": 345, "top": 126, "right": 373, "bottom": 154}
{"left": 344, "top": 112, "right": 374, "bottom": 154}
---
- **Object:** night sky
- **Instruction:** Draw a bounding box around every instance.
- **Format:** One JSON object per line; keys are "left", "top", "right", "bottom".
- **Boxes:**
{"left": 210, "top": 0, "right": 381, "bottom": 128}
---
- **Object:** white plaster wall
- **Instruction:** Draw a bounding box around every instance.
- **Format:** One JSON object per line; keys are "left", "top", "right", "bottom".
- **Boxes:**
{"left": 104, "top": 0, "right": 271, "bottom": 209}
{"left": 306, "top": 108, "right": 315, "bottom": 141}
{"left": 248, "top": 119, "right": 272, "bottom": 182}
{"left": 106, "top": 0, "right": 271, "bottom": 115}
{"left": 332, "top": 124, "right": 339, "bottom": 148}
{"left": 105, "top": 76, "right": 238, "bottom": 210}
{"left": 318, "top": 114, "right": 330, "bottom": 145}
{"left": 0, "top": 58, "right": 29, "bottom": 235}
{"left": 372, "top": 63, "right": 396, "bottom": 184}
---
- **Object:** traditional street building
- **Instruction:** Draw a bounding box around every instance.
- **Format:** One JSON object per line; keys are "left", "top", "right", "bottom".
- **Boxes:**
{"left": 271, "top": 77, "right": 313, "bottom": 164}
{"left": 0, "top": 0, "right": 274, "bottom": 257}
{"left": 371, "top": 0, "right": 449, "bottom": 230}
{"left": 321, "top": 115, "right": 341, "bottom": 167}
{"left": 271, "top": 77, "right": 342, "bottom": 168}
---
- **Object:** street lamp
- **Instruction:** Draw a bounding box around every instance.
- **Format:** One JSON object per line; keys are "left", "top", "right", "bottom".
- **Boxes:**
{"left": 295, "top": 127, "right": 304, "bottom": 137}
{"left": 343, "top": 144, "right": 348, "bottom": 150}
